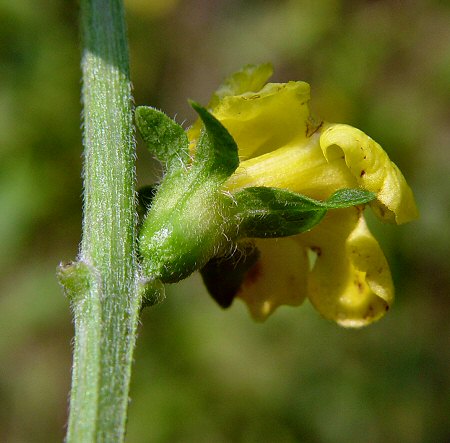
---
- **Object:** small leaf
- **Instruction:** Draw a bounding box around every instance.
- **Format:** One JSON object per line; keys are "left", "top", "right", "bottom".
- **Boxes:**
{"left": 200, "top": 245, "right": 260, "bottom": 308}
{"left": 135, "top": 106, "right": 189, "bottom": 169}
{"left": 190, "top": 101, "right": 239, "bottom": 181}
{"left": 325, "top": 188, "right": 376, "bottom": 208}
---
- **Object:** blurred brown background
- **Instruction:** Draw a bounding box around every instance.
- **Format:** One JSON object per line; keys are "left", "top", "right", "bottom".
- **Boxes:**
{"left": 0, "top": 0, "right": 449, "bottom": 442}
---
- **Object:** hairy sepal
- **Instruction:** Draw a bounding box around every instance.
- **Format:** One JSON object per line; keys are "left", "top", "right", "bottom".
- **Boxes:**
{"left": 139, "top": 104, "right": 242, "bottom": 283}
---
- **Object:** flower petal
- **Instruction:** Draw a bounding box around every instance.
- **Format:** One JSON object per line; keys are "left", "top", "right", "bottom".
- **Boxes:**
{"left": 299, "top": 208, "right": 394, "bottom": 327}
{"left": 319, "top": 123, "right": 418, "bottom": 224}
{"left": 188, "top": 63, "right": 273, "bottom": 148}
{"left": 213, "top": 82, "right": 317, "bottom": 159}
{"left": 225, "top": 132, "right": 358, "bottom": 199}
{"left": 209, "top": 63, "right": 274, "bottom": 108}
{"left": 237, "top": 237, "right": 308, "bottom": 321}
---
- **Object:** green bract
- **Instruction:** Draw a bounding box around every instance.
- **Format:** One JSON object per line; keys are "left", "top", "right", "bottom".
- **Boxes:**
{"left": 136, "top": 104, "right": 237, "bottom": 283}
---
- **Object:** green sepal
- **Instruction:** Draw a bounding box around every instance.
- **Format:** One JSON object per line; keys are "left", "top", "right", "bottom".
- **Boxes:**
{"left": 325, "top": 188, "right": 376, "bottom": 208}
{"left": 190, "top": 101, "right": 239, "bottom": 181}
{"left": 135, "top": 106, "right": 189, "bottom": 169}
{"left": 200, "top": 245, "right": 260, "bottom": 308}
{"left": 233, "top": 187, "right": 376, "bottom": 238}
{"left": 138, "top": 167, "right": 235, "bottom": 283}
{"left": 138, "top": 102, "right": 240, "bottom": 283}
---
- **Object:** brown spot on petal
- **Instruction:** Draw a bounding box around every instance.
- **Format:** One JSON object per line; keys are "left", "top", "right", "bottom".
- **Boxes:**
{"left": 360, "top": 170, "right": 366, "bottom": 177}
{"left": 244, "top": 261, "right": 262, "bottom": 286}
{"left": 310, "top": 246, "right": 322, "bottom": 257}
{"left": 354, "top": 278, "right": 365, "bottom": 294}
{"left": 287, "top": 274, "right": 296, "bottom": 285}
{"left": 306, "top": 120, "right": 323, "bottom": 137}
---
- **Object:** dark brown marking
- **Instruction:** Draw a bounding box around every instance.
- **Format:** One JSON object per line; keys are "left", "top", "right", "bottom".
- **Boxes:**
{"left": 306, "top": 120, "right": 324, "bottom": 137}
{"left": 310, "top": 246, "right": 322, "bottom": 257}
{"left": 244, "top": 261, "right": 262, "bottom": 286}
{"left": 355, "top": 279, "right": 364, "bottom": 293}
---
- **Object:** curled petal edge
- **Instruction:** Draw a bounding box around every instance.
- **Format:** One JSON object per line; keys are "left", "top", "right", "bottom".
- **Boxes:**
{"left": 319, "top": 123, "right": 418, "bottom": 224}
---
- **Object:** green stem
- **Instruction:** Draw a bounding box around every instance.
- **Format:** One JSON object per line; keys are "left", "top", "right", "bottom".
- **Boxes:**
{"left": 63, "top": 0, "right": 140, "bottom": 441}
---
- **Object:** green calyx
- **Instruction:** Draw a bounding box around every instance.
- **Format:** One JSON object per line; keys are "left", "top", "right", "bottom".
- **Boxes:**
{"left": 136, "top": 103, "right": 239, "bottom": 283}
{"left": 135, "top": 104, "right": 376, "bottom": 284}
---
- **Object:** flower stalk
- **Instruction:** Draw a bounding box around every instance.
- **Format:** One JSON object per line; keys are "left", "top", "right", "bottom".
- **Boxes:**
{"left": 58, "top": 0, "right": 141, "bottom": 441}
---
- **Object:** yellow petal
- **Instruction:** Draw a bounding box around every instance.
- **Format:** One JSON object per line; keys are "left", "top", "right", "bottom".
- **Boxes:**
{"left": 320, "top": 123, "right": 418, "bottom": 224}
{"left": 298, "top": 208, "right": 394, "bottom": 327}
{"left": 209, "top": 63, "right": 274, "bottom": 109}
{"left": 237, "top": 237, "right": 308, "bottom": 321}
{"left": 213, "top": 81, "right": 317, "bottom": 160}
{"left": 225, "top": 131, "right": 357, "bottom": 199}
{"left": 188, "top": 63, "right": 273, "bottom": 148}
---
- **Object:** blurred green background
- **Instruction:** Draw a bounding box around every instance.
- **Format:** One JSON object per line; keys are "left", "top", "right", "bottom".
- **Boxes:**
{"left": 1, "top": 0, "right": 449, "bottom": 442}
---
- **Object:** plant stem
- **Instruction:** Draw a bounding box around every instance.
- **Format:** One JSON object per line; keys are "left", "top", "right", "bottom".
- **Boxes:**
{"left": 64, "top": 0, "right": 140, "bottom": 441}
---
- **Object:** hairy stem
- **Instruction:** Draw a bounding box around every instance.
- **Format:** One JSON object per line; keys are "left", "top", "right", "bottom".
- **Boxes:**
{"left": 64, "top": 0, "right": 140, "bottom": 441}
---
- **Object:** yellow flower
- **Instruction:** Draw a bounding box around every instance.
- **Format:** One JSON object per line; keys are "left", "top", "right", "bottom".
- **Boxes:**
{"left": 190, "top": 65, "right": 418, "bottom": 327}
